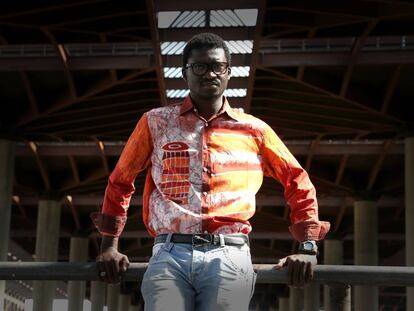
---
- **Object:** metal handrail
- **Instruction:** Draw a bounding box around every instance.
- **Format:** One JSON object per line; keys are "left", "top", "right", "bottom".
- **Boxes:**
{"left": 1, "top": 263, "right": 414, "bottom": 286}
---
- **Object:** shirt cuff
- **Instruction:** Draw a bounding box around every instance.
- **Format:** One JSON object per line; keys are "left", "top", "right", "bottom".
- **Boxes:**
{"left": 288, "top": 220, "right": 331, "bottom": 241}
{"left": 90, "top": 212, "right": 127, "bottom": 237}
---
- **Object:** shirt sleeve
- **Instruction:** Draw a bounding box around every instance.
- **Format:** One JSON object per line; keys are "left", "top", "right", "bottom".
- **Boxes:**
{"left": 90, "top": 112, "right": 153, "bottom": 237}
{"left": 261, "top": 124, "right": 330, "bottom": 241}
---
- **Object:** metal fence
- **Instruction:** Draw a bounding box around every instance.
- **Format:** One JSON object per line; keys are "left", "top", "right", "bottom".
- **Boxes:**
{"left": 1, "top": 262, "right": 414, "bottom": 286}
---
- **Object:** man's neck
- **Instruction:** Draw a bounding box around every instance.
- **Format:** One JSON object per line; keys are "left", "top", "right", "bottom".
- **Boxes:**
{"left": 191, "top": 94, "right": 224, "bottom": 121}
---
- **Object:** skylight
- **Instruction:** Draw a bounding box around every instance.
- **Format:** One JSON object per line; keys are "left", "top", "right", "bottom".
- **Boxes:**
{"left": 166, "top": 89, "right": 247, "bottom": 98}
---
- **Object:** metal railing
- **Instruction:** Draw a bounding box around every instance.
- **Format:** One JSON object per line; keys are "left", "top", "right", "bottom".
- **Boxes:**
{"left": 0, "top": 36, "right": 412, "bottom": 58}
{"left": 1, "top": 262, "right": 414, "bottom": 286}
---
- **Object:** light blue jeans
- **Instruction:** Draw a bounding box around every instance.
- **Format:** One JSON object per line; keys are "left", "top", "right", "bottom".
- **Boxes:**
{"left": 141, "top": 233, "right": 257, "bottom": 311}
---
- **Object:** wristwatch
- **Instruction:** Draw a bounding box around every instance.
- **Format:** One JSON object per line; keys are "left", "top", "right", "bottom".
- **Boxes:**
{"left": 298, "top": 240, "right": 318, "bottom": 255}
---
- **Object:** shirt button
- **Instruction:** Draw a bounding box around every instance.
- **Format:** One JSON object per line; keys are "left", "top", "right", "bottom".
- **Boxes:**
{"left": 203, "top": 192, "right": 208, "bottom": 196}
{"left": 204, "top": 230, "right": 208, "bottom": 234}
{"left": 203, "top": 167, "right": 208, "bottom": 172}
{"left": 203, "top": 144, "right": 208, "bottom": 149}
{"left": 205, "top": 123, "right": 209, "bottom": 127}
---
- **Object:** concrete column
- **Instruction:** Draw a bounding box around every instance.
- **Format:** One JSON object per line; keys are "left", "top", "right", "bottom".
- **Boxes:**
{"left": 289, "top": 287, "right": 304, "bottom": 311}
{"left": 32, "top": 200, "right": 61, "bottom": 311}
{"left": 107, "top": 283, "right": 120, "bottom": 311}
{"left": 354, "top": 200, "right": 378, "bottom": 311}
{"left": 90, "top": 281, "right": 106, "bottom": 311}
{"left": 119, "top": 294, "right": 131, "bottom": 311}
{"left": 304, "top": 283, "right": 319, "bottom": 311}
{"left": 324, "top": 239, "right": 351, "bottom": 311}
{"left": 278, "top": 297, "right": 289, "bottom": 311}
{"left": 67, "top": 237, "right": 89, "bottom": 311}
{"left": 0, "top": 140, "right": 15, "bottom": 309}
{"left": 406, "top": 136, "right": 414, "bottom": 310}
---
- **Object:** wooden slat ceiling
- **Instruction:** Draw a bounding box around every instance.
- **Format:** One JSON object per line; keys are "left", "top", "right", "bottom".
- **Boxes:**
{"left": 1, "top": 0, "right": 413, "bottom": 309}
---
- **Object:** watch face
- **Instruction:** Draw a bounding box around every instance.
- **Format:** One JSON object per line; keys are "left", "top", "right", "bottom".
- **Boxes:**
{"left": 303, "top": 241, "right": 313, "bottom": 250}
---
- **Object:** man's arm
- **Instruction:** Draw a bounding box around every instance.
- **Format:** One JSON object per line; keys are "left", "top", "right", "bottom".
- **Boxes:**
{"left": 91, "top": 113, "right": 153, "bottom": 283}
{"left": 260, "top": 124, "right": 330, "bottom": 286}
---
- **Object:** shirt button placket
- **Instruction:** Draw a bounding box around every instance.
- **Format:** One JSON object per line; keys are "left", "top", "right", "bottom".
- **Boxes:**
{"left": 201, "top": 122, "right": 210, "bottom": 230}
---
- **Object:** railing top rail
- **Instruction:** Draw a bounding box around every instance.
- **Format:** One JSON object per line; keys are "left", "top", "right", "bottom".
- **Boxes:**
{"left": 1, "top": 262, "right": 414, "bottom": 286}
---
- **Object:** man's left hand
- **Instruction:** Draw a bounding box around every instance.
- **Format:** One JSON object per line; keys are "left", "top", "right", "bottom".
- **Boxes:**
{"left": 275, "top": 254, "right": 317, "bottom": 287}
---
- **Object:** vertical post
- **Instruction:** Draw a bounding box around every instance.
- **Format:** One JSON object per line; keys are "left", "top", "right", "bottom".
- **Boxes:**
{"left": 90, "top": 281, "right": 106, "bottom": 311}
{"left": 128, "top": 305, "right": 140, "bottom": 311}
{"left": 289, "top": 287, "right": 304, "bottom": 311}
{"left": 406, "top": 136, "right": 414, "bottom": 310}
{"left": 67, "top": 237, "right": 89, "bottom": 311}
{"left": 119, "top": 294, "right": 131, "bottom": 311}
{"left": 32, "top": 199, "right": 61, "bottom": 311}
{"left": 304, "top": 283, "right": 319, "bottom": 311}
{"left": 0, "top": 140, "right": 15, "bottom": 310}
{"left": 324, "top": 239, "right": 351, "bottom": 311}
{"left": 107, "top": 283, "right": 120, "bottom": 311}
{"left": 354, "top": 200, "right": 378, "bottom": 311}
{"left": 278, "top": 297, "right": 289, "bottom": 311}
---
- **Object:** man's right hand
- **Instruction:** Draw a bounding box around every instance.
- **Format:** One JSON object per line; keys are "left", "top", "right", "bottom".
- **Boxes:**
{"left": 96, "top": 237, "right": 130, "bottom": 283}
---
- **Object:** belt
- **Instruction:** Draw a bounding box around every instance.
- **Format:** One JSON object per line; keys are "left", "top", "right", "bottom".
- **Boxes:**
{"left": 154, "top": 233, "right": 249, "bottom": 246}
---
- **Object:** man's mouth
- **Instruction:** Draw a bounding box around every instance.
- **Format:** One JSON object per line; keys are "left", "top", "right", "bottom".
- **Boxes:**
{"left": 201, "top": 81, "right": 219, "bottom": 87}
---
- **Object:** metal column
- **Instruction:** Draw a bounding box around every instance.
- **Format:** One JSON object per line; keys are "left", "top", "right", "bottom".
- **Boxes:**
{"left": 67, "top": 237, "right": 89, "bottom": 311}
{"left": 0, "top": 140, "right": 15, "bottom": 310}
{"left": 32, "top": 200, "right": 61, "bottom": 311}
{"left": 354, "top": 200, "right": 378, "bottom": 311}
{"left": 406, "top": 136, "right": 414, "bottom": 310}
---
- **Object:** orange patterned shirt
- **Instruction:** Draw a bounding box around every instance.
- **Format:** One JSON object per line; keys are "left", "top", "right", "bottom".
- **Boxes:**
{"left": 91, "top": 96, "right": 330, "bottom": 241}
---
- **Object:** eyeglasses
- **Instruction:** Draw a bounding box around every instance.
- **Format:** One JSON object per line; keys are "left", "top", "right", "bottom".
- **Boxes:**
{"left": 185, "top": 62, "right": 229, "bottom": 76}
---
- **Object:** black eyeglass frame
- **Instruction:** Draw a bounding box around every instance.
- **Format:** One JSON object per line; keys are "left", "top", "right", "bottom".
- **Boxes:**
{"left": 184, "top": 62, "right": 230, "bottom": 76}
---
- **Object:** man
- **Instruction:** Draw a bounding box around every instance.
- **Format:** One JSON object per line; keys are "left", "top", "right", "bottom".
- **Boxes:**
{"left": 91, "top": 33, "right": 330, "bottom": 310}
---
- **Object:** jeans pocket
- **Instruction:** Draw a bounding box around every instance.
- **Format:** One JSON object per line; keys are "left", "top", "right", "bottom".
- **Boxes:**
{"left": 250, "top": 270, "right": 257, "bottom": 300}
{"left": 223, "top": 246, "right": 250, "bottom": 276}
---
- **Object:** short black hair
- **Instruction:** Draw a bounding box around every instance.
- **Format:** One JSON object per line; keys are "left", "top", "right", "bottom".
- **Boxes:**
{"left": 182, "top": 32, "right": 231, "bottom": 68}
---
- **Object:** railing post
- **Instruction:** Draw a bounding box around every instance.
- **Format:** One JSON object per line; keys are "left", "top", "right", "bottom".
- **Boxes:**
{"left": 289, "top": 287, "right": 304, "bottom": 311}
{"left": 406, "top": 136, "right": 414, "bottom": 310}
{"left": 0, "top": 139, "right": 15, "bottom": 311}
{"left": 324, "top": 239, "right": 351, "bottom": 311}
{"left": 90, "top": 281, "right": 106, "bottom": 311}
{"left": 304, "top": 283, "right": 319, "bottom": 311}
{"left": 32, "top": 199, "right": 61, "bottom": 311}
{"left": 278, "top": 296, "right": 289, "bottom": 311}
{"left": 107, "top": 283, "right": 120, "bottom": 311}
{"left": 67, "top": 237, "right": 89, "bottom": 311}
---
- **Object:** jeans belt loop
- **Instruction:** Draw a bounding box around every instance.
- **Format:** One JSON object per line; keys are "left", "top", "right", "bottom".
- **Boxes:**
{"left": 165, "top": 233, "right": 173, "bottom": 244}
{"left": 219, "top": 234, "right": 225, "bottom": 246}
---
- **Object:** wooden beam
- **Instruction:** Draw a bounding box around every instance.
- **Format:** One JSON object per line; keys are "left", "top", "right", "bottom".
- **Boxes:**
{"left": 17, "top": 69, "right": 152, "bottom": 127}
{"left": 339, "top": 20, "right": 378, "bottom": 98}
{"left": 146, "top": 0, "right": 167, "bottom": 106}
{"left": 244, "top": 0, "right": 266, "bottom": 113}
{"left": 28, "top": 141, "right": 51, "bottom": 191}
{"left": 381, "top": 64, "right": 402, "bottom": 114}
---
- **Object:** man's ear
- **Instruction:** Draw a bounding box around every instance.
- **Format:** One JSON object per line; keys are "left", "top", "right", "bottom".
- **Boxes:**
{"left": 182, "top": 69, "right": 187, "bottom": 82}
{"left": 227, "top": 67, "right": 231, "bottom": 80}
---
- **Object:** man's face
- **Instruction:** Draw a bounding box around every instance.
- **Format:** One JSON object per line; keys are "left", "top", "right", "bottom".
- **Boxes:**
{"left": 183, "top": 48, "right": 231, "bottom": 100}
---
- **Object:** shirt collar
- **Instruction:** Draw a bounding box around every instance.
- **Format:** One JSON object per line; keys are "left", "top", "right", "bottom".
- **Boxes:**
{"left": 179, "top": 95, "right": 240, "bottom": 121}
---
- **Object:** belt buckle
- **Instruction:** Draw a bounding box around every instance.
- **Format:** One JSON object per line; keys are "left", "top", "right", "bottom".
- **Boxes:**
{"left": 192, "top": 234, "right": 212, "bottom": 246}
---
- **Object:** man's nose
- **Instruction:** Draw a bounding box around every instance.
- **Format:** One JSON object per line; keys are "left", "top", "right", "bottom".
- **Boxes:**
{"left": 203, "top": 68, "right": 217, "bottom": 78}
